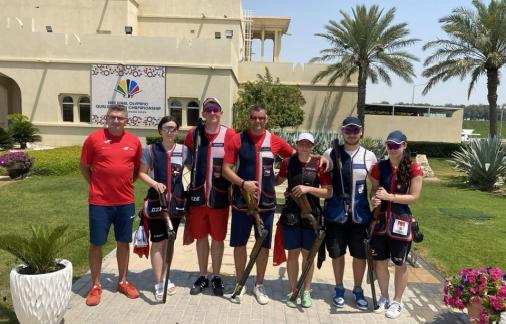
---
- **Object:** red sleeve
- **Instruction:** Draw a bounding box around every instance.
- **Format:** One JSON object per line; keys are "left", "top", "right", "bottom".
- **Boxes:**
{"left": 134, "top": 138, "right": 142, "bottom": 169}
{"left": 410, "top": 162, "right": 424, "bottom": 178}
{"left": 80, "top": 135, "right": 94, "bottom": 165}
{"left": 271, "top": 134, "right": 295, "bottom": 158}
{"left": 278, "top": 158, "right": 289, "bottom": 178}
{"left": 184, "top": 128, "right": 194, "bottom": 150}
{"left": 318, "top": 166, "right": 332, "bottom": 186}
{"left": 224, "top": 133, "right": 241, "bottom": 165}
{"left": 370, "top": 163, "right": 380, "bottom": 180}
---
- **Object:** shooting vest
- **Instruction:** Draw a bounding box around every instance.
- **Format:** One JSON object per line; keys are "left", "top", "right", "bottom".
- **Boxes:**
{"left": 232, "top": 130, "right": 276, "bottom": 212}
{"left": 188, "top": 126, "right": 230, "bottom": 208}
{"left": 145, "top": 142, "right": 186, "bottom": 217}
{"left": 324, "top": 145, "right": 372, "bottom": 224}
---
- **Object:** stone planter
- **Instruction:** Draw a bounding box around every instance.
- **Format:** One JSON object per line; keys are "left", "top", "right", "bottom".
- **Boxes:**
{"left": 7, "top": 167, "right": 29, "bottom": 179}
{"left": 10, "top": 259, "right": 73, "bottom": 324}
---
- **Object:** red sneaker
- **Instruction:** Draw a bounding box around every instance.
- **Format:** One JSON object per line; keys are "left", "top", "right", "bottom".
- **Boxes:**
{"left": 86, "top": 285, "right": 102, "bottom": 306}
{"left": 117, "top": 281, "right": 140, "bottom": 299}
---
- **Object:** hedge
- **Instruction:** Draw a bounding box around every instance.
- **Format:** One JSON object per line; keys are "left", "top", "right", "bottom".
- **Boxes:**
{"left": 29, "top": 146, "right": 82, "bottom": 176}
{"left": 408, "top": 142, "right": 463, "bottom": 158}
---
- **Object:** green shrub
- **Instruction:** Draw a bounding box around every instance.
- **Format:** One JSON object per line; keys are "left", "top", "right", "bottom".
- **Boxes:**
{"left": 0, "top": 166, "right": 7, "bottom": 176}
{"left": 0, "top": 128, "right": 14, "bottom": 150}
{"left": 276, "top": 129, "right": 340, "bottom": 155}
{"left": 7, "top": 114, "right": 41, "bottom": 149}
{"left": 361, "top": 136, "right": 386, "bottom": 160}
{"left": 30, "top": 146, "right": 81, "bottom": 176}
{"left": 407, "top": 142, "right": 462, "bottom": 157}
{"left": 451, "top": 137, "right": 506, "bottom": 191}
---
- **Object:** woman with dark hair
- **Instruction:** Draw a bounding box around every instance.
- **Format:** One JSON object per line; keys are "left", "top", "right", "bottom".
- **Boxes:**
{"left": 369, "top": 130, "right": 423, "bottom": 319}
{"left": 138, "top": 116, "right": 191, "bottom": 301}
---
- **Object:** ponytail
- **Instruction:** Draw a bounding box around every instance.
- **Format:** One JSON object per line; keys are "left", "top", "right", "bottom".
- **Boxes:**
{"left": 396, "top": 147, "right": 412, "bottom": 187}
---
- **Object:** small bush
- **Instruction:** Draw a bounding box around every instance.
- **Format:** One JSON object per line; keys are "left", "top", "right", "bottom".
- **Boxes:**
{"left": 0, "top": 128, "right": 14, "bottom": 150}
{"left": 408, "top": 142, "right": 463, "bottom": 157}
{"left": 7, "top": 114, "right": 41, "bottom": 149}
{"left": 30, "top": 146, "right": 81, "bottom": 176}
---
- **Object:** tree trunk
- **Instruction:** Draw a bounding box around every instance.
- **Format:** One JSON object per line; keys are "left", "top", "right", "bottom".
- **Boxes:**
{"left": 357, "top": 65, "right": 368, "bottom": 127}
{"left": 486, "top": 68, "right": 498, "bottom": 137}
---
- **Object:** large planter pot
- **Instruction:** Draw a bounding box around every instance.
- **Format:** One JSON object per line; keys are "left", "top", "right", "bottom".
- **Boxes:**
{"left": 10, "top": 259, "right": 73, "bottom": 324}
{"left": 7, "top": 166, "right": 29, "bottom": 179}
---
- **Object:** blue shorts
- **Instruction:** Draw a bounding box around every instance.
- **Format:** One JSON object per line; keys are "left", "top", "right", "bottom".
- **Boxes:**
{"left": 283, "top": 224, "right": 315, "bottom": 251}
{"left": 230, "top": 209, "right": 274, "bottom": 249}
{"left": 89, "top": 204, "right": 135, "bottom": 246}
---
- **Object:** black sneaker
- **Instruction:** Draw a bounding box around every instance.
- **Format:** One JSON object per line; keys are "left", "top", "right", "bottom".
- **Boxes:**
{"left": 190, "top": 276, "right": 209, "bottom": 295}
{"left": 211, "top": 276, "right": 224, "bottom": 296}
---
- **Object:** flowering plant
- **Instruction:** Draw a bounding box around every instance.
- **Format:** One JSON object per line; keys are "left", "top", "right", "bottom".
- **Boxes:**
{"left": 444, "top": 267, "right": 506, "bottom": 323}
{"left": 0, "top": 151, "right": 33, "bottom": 170}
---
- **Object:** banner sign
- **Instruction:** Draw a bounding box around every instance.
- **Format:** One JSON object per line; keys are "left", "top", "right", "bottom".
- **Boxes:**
{"left": 91, "top": 64, "right": 166, "bottom": 127}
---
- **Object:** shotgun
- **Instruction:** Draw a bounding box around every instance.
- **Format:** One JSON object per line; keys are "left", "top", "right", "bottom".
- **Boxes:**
{"left": 364, "top": 206, "right": 380, "bottom": 310}
{"left": 159, "top": 190, "right": 176, "bottom": 303}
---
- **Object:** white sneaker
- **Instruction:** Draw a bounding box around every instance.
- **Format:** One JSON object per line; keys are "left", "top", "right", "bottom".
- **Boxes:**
{"left": 228, "top": 285, "right": 246, "bottom": 304}
{"left": 374, "top": 296, "right": 390, "bottom": 313}
{"left": 253, "top": 284, "right": 269, "bottom": 305}
{"left": 385, "top": 301, "right": 402, "bottom": 319}
{"left": 154, "top": 282, "right": 164, "bottom": 301}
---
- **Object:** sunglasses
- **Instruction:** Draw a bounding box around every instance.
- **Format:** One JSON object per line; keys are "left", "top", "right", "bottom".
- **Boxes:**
{"left": 343, "top": 126, "right": 362, "bottom": 135}
{"left": 161, "top": 125, "right": 178, "bottom": 133}
{"left": 386, "top": 142, "right": 403, "bottom": 150}
{"left": 107, "top": 115, "right": 127, "bottom": 121}
{"left": 249, "top": 116, "right": 266, "bottom": 121}
{"left": 203, "top": 103, "right": 222, "bottom": 114}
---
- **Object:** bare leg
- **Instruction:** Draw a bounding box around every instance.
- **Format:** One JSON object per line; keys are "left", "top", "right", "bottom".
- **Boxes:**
{"left": 352, "top": 257, "right": 367, "bottom": 289}
{"left": 287, "top": 249, "right": 301, "bottom": 291}
{"left": 89, "top": 244, "right": 102, "bottom": 286}
{"left": 211, "top": 239, "right": 224, "bottom": 277}
{"left": 301, "top": 249, "right": 314, "bottom": 291}
{"left": 255, "top": 248, "right": 269, "bottom": 285}
{"left": 116, "top": 241, "right": 130, "bottom": 283}
{"left": 234, "top": 246, "right": 247, "bottom": 281}
{"left": 150, "top": 240, "right": 167, "bottom": 283}
{"left": 196, "top": 237, "right": 210, "bottom": 276}
{"left": 393, "top": 263, "right": 408, "bottom": 302}
{"left": 375, "top": 260, "right": 390, "bottom": 298}
{"left": 332, "top": 255, "right": 345, "bottom": 286}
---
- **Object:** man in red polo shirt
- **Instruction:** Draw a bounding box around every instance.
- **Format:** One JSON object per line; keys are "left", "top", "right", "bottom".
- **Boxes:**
{"left": 80, "top": 104, "right": 142, "bottom": 306}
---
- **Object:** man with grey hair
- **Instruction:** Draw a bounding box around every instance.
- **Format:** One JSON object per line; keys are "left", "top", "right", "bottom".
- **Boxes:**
{"left": 80, "top": 105, "right": 143, "bottom": 306}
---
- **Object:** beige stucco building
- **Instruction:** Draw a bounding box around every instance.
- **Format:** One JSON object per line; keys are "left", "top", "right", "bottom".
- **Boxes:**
{"left": 0, "top": 0, "right": 462, "bottom": 145}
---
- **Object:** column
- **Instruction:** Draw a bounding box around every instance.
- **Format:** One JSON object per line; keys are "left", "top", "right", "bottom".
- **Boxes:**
{"left": 261, "top": 27, "right": 265, "bottom": 61}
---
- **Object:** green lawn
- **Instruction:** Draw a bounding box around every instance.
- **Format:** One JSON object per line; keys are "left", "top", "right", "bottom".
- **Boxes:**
{"left": 463, "top": 120, "right": 506, "bottom": 138}
{"left": 0, "top": 176, "right": 148, "bottom": 322}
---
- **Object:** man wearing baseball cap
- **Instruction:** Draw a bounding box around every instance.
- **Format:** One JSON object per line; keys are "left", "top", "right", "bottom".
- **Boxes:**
{"left": 322, "top": 116, "right": 378, "bottom": 310}
{"left": 184, "top": 97, "right": 235, "bottom": 296}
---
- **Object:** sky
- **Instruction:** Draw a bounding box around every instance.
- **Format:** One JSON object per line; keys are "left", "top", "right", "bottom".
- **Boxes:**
{"left": 242, "top": 0, "right": 506, "bottom": 107}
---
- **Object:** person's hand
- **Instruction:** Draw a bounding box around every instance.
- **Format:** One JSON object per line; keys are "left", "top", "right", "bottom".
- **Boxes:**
{"left": 153, "top": 182, "right": 166, "bottom": 193}
{"left": 243, "top": 180, "right": 259, "bottom": 195}
{"left": 291, "top": 185, "right": 310, "bottom": 198}
{"left": 375, "top": 187, "right": 393, "bottom": 201}
{"left": 314, "top": 154, "right": 331, "bottom": 173}
{"left": 368, "top": 220, "right": 378, "bottom": 236}
{"left": 372, "top": 196, "right": 382, "bottom": 207}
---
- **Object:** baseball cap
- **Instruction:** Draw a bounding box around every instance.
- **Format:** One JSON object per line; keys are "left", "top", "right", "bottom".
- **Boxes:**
{"left": 202, "top": 97, "right": 222, "bottom": 111}
{"left": 342, "top": 116, "right": 362, "bottom": 128}
{"left": 296, "top": 132, "right": 315, "bottom": 144}
{"left": 386, "top": 130, "right": 407, "bottom": 144}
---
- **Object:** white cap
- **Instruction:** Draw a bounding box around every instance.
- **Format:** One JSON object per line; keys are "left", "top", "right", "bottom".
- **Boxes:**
{"left": 297, "top": 132, "right": 315, "bottom": 144}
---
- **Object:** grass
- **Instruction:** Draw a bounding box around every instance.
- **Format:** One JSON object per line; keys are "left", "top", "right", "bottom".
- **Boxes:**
{"left": 463, "top": 120, "right": 506, "bottom": 138}
{"left": 0, "top": 176, "right": 148, "bottom": 322}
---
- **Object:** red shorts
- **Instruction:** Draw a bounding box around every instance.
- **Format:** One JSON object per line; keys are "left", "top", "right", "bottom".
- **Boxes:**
{"left": 188, "top": 206, "right": 229, "bottom": 241}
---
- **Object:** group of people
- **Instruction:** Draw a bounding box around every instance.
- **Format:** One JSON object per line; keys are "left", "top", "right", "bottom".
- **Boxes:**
{"left": 79, "top": 98, "right": 423, "bottom": 319}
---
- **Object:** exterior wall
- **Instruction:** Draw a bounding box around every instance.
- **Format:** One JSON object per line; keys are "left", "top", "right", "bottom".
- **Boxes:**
{"left": 238, "top": 62, "right": 358, "bottom": 131}
{"left": 364, "top": 109, "right": 464, "bottom": 143}
{"left": 138, "top": 0, "right": 242, "bottom": 19}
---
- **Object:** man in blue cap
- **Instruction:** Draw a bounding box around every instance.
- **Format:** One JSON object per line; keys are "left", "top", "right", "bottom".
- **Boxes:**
{"left": 322, "top": 116, "right": 378, "bottom": 310}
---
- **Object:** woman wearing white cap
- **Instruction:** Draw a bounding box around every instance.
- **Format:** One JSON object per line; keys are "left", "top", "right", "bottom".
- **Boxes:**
{"left": 369, "top": 130, "right": 424, "bottom": 319}
{"left": 275, "top": 132, "right": 333, "bottom": 308}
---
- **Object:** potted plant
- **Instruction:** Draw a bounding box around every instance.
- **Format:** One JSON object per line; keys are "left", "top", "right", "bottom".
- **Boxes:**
{"left": 0, "top": 224, "right": 85, "bottom": 324}
{"left": 0, "top": 151, "right": 34, "bottom": 179}
{"left": 444, "top": 267, "right": 506, "bottom": 323}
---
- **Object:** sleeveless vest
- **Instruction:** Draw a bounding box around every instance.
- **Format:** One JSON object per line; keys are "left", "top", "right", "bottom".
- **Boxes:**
{"left": 232, "top": 131, "right": 276, "bottom": 211}
{"left": 188, "top": 126, "right": 230, "bottom": 208}
{"left": 324, "top": 145, "right": 371, "bottom": 224}
{"left": 284, "top": 155, "right": 322, "bottom": 216}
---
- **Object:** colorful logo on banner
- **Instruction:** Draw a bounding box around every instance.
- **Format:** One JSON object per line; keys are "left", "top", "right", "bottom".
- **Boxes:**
{"left": 114, "top": 79, "right": 142, "bottom": 98}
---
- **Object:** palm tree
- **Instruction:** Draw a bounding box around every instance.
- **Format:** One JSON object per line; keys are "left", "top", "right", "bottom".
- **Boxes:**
{"left": 423, "top": 0, "right": 506, "bottom": 137}
{"left": 310, "top": 5, "right": 419, "bottom": 125}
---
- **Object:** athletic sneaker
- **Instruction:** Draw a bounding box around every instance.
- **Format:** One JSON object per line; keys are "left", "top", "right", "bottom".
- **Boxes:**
{"left": 211, "top": 276, "right": 224, "bottom": 296}
{"left": 190, "top": 276, "right": 209, "bottom": 295}
{"left": 385, "top": 301, "right": 403, "bottom": 319}
{"left": 229, "top": 285, "right": 246, "bottom": 304}
{"left": 301, "top": 290, "right": 313, "bottom": 308}
{"left": 352, "top": 287, "right": 368, "bottom": 310}
{"left": 154, "top": 281, "right": 176, "bottom": 301}
{"left": 332, "top": 286, "right": 345, "bottom": 308}
{"left": 117, "top": 281, "right": 140, "bottom": 299}
{"left": 374, "top": 296, "right": 390, "bottom": 313}
{"left": 285, "top": 292, "right": 297, "bottom": 308}
{"left": 253, "top": 284, "right": 269, "bottom": 305}
{"left": 85, "top": 284, "right": 102, "bottom": 306}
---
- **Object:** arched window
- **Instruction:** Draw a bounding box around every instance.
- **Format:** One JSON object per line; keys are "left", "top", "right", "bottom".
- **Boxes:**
{"left": 62, "top": 96, "right": 74, "bottom": 122}
{"left": 187, "top": 101, "right": 200, "bottom": 126}
{"left": 79, "top": 96, "right": 91, "bottom": 123}
{"left": 169, "top": 100, "right": 182, "bottom": 126}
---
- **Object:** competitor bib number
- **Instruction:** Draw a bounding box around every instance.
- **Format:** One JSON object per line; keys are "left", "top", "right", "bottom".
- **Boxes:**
{"left": 392, "top": 219, "right": 409, "bottom": 236}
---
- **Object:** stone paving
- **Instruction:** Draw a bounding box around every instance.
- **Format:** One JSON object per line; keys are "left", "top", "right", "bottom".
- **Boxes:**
{"left": 64, "top": 214, "right": 468, "bottom": 324}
